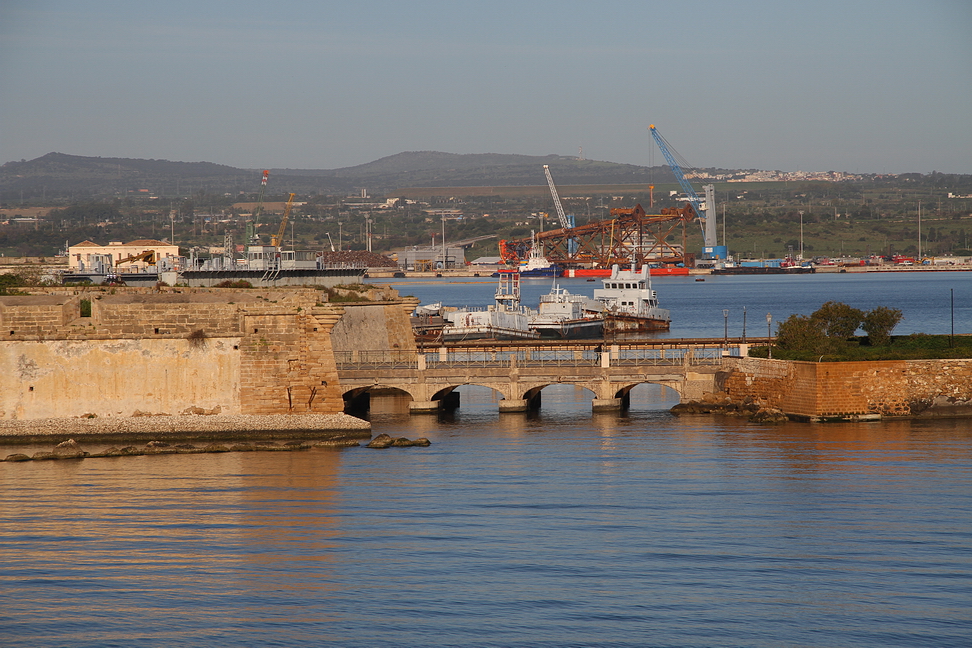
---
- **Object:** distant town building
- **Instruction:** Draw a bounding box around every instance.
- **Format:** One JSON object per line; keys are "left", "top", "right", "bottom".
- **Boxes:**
{"left": 68, "top": 239, "right": 180, "bottom": 272}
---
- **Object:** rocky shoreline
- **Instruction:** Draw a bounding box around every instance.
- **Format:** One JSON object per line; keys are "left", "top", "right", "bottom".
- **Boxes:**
{"left": 3, "top": 437, "right": 365, "bottom": 462}
{"left": 670, "top": 393, "right": 789, "bottom": 424}
{"left": 0, "top": 413, "right": 372, "bottom": 446}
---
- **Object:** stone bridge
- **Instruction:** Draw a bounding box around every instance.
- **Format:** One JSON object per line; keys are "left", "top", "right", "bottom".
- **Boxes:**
{"left": 337, "top": 340, "right": 747, "bottom": 413}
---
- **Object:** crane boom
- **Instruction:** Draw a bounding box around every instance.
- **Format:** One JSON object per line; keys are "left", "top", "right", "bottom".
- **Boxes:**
{"left": 649, "top": 125, "right": 717, "bottom": 248}
{"left": 271, "top": 193, "right": 296, "bottom": 248}
{"left": 543, "top": 165, "right": 572, "bottom": 230}
{"left": 648, "top": 125, "right": 703, "bottom": 221}
{"left": 248, "top": 170, "right": 270, "bottom": 244}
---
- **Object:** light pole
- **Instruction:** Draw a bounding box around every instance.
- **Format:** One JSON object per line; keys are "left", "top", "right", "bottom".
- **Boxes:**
{"left": 799, "top": 210, "right": 804, "bottom": 260}
{"left": 742, "top": 306, "right": 747, "bottom": 344}
{"left": 766, "top": 313, "right": 773, "bottom": 358}
{"left": 440, "top": 213, "right": 446, "bottom": 269}
{"left": 723, "top": 309, "right": 729, "bottom": 349}
{"left": 918, "top": 201, "right": 922, "bottom": 260}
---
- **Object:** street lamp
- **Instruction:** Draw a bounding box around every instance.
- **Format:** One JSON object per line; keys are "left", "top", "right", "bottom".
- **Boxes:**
{"left": 742, "top": 306, "right": 747, "bottom": 344}
{"left": 799, "top": 210, "right": 804, "bottom": 260}
{"left": 766, "top": 313, "right": 773, "bottom": 358}
{"left": 723, "top": 309, "right": 729, "bottom": 348}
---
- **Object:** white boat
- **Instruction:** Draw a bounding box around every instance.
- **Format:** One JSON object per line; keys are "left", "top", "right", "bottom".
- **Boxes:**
{"left": 593, "top": 264, "right": 671, "bottom": 333}
{"left": 441, "top": 273, "right": 540, "bottom": 341}
{"left": 529, "top": 282, "right": 603, "bottom": 339}
{"left": 413, "top": 302, "right": 442, "bottom": 317}
{"left": 498, "top": 231, "right": 560, "bottom": 277}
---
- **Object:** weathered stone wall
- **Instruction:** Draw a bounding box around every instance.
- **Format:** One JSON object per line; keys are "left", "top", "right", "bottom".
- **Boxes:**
{"left": 1, "top": 338, "right": 242, "bottom": 419}
{"left": 722, "top": 357, "right": 972, "bottom": 419}
{"left": 237, "top": 306, "right": 346, "bottom": 416}
{"left": 0, "top": 288, "right": 353, "bottom": 420}
{"left": 0, "top": 296, "right": 78, "bottom": 333}
{"left": 329, "top": 299, "right": 420, "bottom": 354}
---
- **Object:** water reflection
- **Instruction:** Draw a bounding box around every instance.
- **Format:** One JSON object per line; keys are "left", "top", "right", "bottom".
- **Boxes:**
{"left": 2, "top": 387, "right": 970, "bottom": 648}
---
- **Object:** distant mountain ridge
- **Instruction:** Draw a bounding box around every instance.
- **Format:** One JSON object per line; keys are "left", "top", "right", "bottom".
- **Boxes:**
{"left": 0, "top": 151, "right": 684, "bottom": 199}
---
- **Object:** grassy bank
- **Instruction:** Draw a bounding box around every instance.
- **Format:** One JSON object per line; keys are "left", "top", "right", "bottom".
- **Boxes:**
{"left": 750, "top": 334, "right": 972, "bottom": 361}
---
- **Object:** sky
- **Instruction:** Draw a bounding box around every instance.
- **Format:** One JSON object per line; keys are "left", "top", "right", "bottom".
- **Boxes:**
{"left": 1, "top": 0, "right": 970, "bottom": 174}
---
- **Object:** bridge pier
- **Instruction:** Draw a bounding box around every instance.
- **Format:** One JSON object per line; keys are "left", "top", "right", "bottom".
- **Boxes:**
{"left": 592, "top": 396, "right": 627, "bottom": 412}
{"left": 499, "top": 399, "right": 528, "bottom": 412}
{"left": 409, "top": 400, "right": 441, "bottom": 413}
{"left": 499, "top": 390, "right": 540, "bottom": 413}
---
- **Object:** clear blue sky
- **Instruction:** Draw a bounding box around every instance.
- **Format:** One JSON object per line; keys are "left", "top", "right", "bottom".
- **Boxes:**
{"left": 2, "top": 0, "right": 970, "bottom": 174}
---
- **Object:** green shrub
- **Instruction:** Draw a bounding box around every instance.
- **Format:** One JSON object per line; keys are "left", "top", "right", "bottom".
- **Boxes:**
{"left": 814, "top": 301, "right": 864, "bottom": 339}
{"left": 862, "top": 306, "right": 903, "bottom": 347}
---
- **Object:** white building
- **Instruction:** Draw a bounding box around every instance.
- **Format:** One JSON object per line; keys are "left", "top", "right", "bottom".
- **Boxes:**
{"left": 68, "top": 239, "right": 180, "bottom": 272}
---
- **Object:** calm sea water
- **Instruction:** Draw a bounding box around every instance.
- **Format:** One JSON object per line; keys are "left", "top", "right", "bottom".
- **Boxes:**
{"left": 381, "top": 271, "right": 972, "bottom": 338}
{"left": 1, "top": 273, "right": 971, "bottom": 647}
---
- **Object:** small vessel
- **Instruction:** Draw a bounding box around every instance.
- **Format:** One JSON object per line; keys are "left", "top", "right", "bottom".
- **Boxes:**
{"left": 529, "top": 282, "right": 603, "bottom": 339}
{"left": 441, "top": 273, "right": 540, "bottom": 341}
{"left": 593, "top": 263, "right": 671, "bottom": 333}
{"left": 499, "top": 232, "right": 560, "bottom": 277}
{"left": 411, "top": 303, "right": 445, "bottom": 343}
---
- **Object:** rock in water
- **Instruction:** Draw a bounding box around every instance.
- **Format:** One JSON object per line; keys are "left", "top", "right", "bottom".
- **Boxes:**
{"left": 53, "top": 438, "right": 87, "bottom": 459}
{"left": 751, "top": 407, "right": 789, "bottom": 425}
{"left": 366, "top": 434, "right": 394, "bottom": 449}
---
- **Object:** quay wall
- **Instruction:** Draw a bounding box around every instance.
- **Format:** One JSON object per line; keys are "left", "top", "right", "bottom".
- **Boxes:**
{"left": 0, "top": 287, "right": 353, "bottom": 420}
{"left": 721, "top": 357, "right": 972, "bottom": 419}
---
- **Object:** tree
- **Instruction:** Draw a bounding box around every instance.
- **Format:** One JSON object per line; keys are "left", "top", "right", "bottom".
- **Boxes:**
{"left": 775, "top": 314, "right": 828, "bottom": 352}
{"left": 862, "top": 306, "right": 903, "bottom": 347}
{"left": 812, "top": 301, "right": 864, "bottom": 339}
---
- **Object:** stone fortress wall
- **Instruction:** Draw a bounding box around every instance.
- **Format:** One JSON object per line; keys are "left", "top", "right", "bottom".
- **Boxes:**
{"left": 721, "top": 357, "right": 972, "bottom": 420}
{"left": 0, "top": 287, "right": 365, "bottom": 420}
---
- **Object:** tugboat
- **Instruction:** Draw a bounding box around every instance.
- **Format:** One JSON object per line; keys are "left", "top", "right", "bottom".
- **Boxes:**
{"left": 441, "top": 273, "right": 540, "bottom": 341}
{"left": 593, "top": 264, "right": 671, "bottom": 333}
{"left": 499, "top": 232, "right": 560, "bottom": 278}
{"left": 529, "top": 282, "right": 603, "bottom": 339}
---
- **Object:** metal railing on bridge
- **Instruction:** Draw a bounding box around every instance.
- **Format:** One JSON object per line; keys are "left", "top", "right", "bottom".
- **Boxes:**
{"left": 335, "top": 342, "right": 737, "bottom": 371}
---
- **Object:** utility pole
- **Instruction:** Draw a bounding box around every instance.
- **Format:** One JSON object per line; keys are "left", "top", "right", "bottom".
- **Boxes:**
{"left": 766, "top": 313, "right": 773, "bottom": 359}
{"left": 918, "top": 201, "right": 922, "bottom": 259}
{"left": 723, "top": 309, "right": 729, "bottom": 350}
{"left": 799, "top": 210, "right": 804, "bottom": 260}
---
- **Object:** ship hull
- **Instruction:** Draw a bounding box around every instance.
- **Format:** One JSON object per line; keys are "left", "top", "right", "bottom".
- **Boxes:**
{"left": 531, "top": 318, "right": 604, "bottom": 339}
{"left": 441, "top": 325, "right": 540, "bottom": 342}
{"left": 498, "top": 267, "right": 560, "bottom": 277}
{"left": 602, "top": 313, "right": 671, "bottom": 333}
{"left": 711, "top": 267, "right": 815, "bottom": 275}
{"left": 564, "top": 267, "right": 689, "bottom": 278}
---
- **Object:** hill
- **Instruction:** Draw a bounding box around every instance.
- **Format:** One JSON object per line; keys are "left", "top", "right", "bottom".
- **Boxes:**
{"left": 0, "top": 151, "right": 680, "bottom": 199}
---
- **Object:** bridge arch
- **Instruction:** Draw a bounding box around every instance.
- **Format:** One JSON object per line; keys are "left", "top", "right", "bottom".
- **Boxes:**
{"left": 342, "top": 384, "right": 417, "bottom": 413}
{"left": 612, "top": 380, "right": 683, "bottom": 410}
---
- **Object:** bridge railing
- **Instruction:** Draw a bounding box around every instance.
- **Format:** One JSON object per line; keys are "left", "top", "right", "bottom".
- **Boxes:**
{"left": 334, "top": 350, "right": 419, "bottom": 369}
{"left": 425, "top": 348, "right": 603, "bottom": 368}
{"left": 611, "top": 346, "right": 728, "bottom": 366}
{"left": 335, "top": 344, "right": 735, "bottom": 370}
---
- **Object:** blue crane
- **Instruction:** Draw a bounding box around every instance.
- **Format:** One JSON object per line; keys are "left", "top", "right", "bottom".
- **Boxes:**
{"left": 649, "top": 124, "right": 716, "bottom": 248}
{"left": 543, "top": 165, "right": 577, "bottom": 255}
{"left": 648, "top": 125, "right": 703, "bottom": 221}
